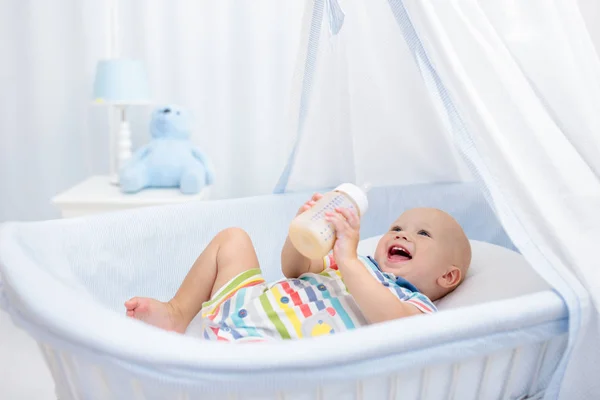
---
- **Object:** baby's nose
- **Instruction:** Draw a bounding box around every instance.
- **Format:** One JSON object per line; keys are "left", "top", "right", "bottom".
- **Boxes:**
{"left": 395, "top": 234, "right": 408, "bottom": 241}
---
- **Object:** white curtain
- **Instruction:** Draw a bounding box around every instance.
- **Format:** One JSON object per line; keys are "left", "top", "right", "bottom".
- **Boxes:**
{"left": 397, "top": 1, "right": 600, "bottom": 397}
{"left": 280, "top": 0, "right": 600, "bottom": 397}
{"left": 0, "top": 0, "right": 304, "bottom": 222}
{"left": 277, "top": 0, "right": 600, "bottom": 194}
{"left": 275, "top": 0, "right": 472, "bottom": 193}
{"left": 1, "top": 0, "right": 598, "bottom": 222}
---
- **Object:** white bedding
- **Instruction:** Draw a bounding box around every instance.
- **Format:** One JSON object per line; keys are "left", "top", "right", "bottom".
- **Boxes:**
{"left": 0, "top": 184, "right": 567, "bottom": 398}
{"left": 0, "top": 184, "right": 563, "bottom": 360}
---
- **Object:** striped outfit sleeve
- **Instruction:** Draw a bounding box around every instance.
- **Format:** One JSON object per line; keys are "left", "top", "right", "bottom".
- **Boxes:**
{"left": 323, "top": 252, "right": 338, "bottom": 270}
{"left": 404, "top": 291, "right": 437, "bottom": 314}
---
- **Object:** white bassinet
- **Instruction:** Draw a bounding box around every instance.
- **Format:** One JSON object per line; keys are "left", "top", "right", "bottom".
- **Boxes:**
{"left": 2, "top": 0, "right": 600, "bottom": 399}
{"left": 0, "top": 183, "right": 567, "bottom": 400}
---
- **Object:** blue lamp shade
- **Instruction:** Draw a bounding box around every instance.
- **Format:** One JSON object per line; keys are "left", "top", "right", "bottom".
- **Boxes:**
{"left": 93, "top": 59, "right": 150, "bottom": 104}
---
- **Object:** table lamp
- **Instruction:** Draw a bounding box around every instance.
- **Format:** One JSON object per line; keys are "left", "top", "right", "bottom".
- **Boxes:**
{"left": 93, "top": 58, "right": 150, "bottom": 183}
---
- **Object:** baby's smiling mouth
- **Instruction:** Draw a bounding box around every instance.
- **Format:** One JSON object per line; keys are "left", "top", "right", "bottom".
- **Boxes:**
{"left": 387, "top": 244, "right": 412, "bottom": 262}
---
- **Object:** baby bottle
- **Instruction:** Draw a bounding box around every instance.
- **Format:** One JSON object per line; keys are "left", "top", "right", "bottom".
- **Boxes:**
{"left": 289, "top": 183, "right": 370, "bottom": 260}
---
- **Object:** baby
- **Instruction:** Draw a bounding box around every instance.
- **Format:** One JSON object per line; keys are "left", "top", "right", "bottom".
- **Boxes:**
{"left": 125, "top": 193, "right": 471, "bottom": 341}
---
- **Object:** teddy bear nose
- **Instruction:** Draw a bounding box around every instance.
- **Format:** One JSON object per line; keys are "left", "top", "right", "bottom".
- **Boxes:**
{"left": 163, "top": 108, "right": 171, "bottom": 114}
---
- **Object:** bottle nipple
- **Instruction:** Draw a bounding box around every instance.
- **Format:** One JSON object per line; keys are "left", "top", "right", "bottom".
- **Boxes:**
{"left": 360, "top": 182, "right": 372, "bottom": 193}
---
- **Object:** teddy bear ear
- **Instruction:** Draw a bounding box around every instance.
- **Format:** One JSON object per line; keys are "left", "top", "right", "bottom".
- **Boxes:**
{"left": 175, "top": 106, "right": 190, "bottom": 118}
{"left": 152, "top": 106, "right": 166, "bottom": 115}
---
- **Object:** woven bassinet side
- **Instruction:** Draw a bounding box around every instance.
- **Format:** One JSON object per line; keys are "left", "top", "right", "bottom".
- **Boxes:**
{"left": 37, "top": 334, "right": 566, "bottom": 400}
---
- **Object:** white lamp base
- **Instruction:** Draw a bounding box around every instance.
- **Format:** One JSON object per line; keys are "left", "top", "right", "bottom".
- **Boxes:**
{"left": 109, "top": 107, "right": 133, "bottom": 186}
{"left": 117, "top": 119, "right": 132, "bottom": 171}
{"left": 109, "top": 173, "right": 120, "bottom": 186}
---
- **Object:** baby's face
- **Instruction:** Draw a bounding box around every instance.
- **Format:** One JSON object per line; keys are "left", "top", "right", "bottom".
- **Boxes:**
{"left": 373, "top": 208, "right": 470, "bottom": 300}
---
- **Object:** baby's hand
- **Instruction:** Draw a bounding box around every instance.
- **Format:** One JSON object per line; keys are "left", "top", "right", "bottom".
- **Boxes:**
{"left": 325, "top": 207, "right": 360, "bottom": 266}
{"left": 296, "top": 193, "right": 323, "bottom": 216}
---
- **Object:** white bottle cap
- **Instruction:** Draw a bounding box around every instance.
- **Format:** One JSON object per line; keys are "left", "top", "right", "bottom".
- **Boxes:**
{"left": 334, "top": 183, "right": 369, "bottom": 216}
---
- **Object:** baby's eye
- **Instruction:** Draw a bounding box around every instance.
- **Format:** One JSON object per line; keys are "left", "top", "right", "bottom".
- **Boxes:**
{"left": 418, "top": 230, "right": 431, "bottom": 237}
{"left": 391, "top": 226, "right": 402, "bottom": 232}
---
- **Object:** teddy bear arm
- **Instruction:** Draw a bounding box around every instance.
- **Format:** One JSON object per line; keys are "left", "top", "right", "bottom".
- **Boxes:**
{"left": 130, "top": 143, "right": 154, "bottom": 162}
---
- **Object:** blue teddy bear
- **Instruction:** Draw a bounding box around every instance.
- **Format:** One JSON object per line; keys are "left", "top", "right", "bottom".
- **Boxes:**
{"left": 119, "top": 105, "right": 215, "bottom": 194}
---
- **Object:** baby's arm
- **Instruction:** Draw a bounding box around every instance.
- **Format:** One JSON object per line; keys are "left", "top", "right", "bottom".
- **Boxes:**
{"left": 281, "top": 194, "right": 326, "bottom": 278}
{"left": 338, "top": 259, "right": 422, "bottom": 323}
{"left": 326, "top": 208, "right": 422, "bottom": 323}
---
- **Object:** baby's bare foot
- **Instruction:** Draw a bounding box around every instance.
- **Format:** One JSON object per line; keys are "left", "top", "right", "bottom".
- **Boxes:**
{"left": 124, "top": 297, "right": 186, "bottom": 333}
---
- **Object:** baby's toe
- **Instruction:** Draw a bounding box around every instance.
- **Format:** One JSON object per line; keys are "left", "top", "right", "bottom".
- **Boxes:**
{"left": 125, "top": 297, "right": 140, "bottom": 310}
{"left": 135, "top": 299, "right": 150, "bottom": 313}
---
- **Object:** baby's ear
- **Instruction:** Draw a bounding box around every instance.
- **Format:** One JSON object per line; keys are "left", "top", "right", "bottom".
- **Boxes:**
{"left": 437, "top": 266, "right": 462, "bottom": 289}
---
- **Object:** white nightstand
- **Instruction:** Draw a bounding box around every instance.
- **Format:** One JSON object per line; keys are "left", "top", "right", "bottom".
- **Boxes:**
{"left": 52, "top": 175, "right": 210, "bottom": 218}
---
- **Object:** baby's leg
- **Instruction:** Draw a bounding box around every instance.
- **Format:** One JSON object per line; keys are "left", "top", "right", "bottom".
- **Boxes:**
{"left": 125, "top": 227, "right": 260, "bottom": 333}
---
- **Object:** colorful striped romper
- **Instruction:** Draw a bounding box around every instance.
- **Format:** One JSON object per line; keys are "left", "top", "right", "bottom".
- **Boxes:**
{"left": 200, "top": 254, "right": 436, "bottom": 342}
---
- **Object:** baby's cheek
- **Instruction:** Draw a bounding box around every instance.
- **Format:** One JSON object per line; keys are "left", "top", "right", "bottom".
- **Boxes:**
{"left": 420, "top": 253, "right": 441, "bottom": 272}
{"left": 374, "top": 243, "right": 386, "bottom": 258}
{"left": 427, "top": 244, "right": 446, "bottom": 262}
{"left": 373, "top": 251, "right": 384, "bottom": 266}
